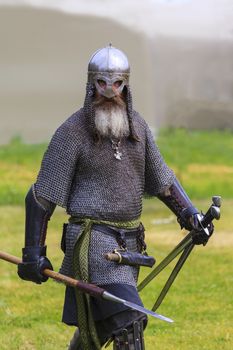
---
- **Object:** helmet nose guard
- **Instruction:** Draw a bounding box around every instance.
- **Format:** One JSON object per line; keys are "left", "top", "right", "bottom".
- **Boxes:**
{"left": 88, "top": 45, "right": 130, "bottom": 98}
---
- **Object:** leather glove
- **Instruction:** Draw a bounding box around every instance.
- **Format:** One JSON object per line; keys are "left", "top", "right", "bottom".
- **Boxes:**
{"left": 190, "top": 213, "right": 214, "bottom": 245}
{"left": 18, "top": 246, "right": 53, "bottom": 284}
{"left": 178, "top": 206, "right": 199, "bottom": 231}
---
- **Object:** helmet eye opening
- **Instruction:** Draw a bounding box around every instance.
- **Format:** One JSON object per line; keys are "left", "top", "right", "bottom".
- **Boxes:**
{"left": 97, "top": 79, "right": 107, "bottom": 89}
{"left": 113, "top": 80, "right": 123, "bottom": 89}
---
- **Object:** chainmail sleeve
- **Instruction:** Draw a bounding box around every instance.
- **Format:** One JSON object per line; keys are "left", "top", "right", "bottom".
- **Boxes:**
{"left": 144, "top": 125, "right": 175, "bottom": 196}
{"left": 35, "top": 115, "right": 81, "bottom": 208}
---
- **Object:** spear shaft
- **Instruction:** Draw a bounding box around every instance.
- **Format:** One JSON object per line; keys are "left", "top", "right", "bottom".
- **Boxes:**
{"left": 0, "top": 250, "right": 173, "bottom": 323}
{"left": 0, "top": 250, "right": 106, "bottom": 297}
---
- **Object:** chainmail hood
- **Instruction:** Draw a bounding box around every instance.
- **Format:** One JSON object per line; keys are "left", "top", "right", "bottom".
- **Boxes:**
{"left": 83, "top": 82, "right": 139, "bottom": 142}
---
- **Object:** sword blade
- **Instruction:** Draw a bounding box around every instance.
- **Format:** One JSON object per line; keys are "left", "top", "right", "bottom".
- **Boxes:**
{"left": 152, "top": 243, "right": 194, "bottom": 311}
{"left": 137, "top": 235, "right": 193, "bottom": 291}
{"left": 124, "top": 300, "right": 174, "bottom": 323}
{"left": 102, "top": 291, "right": 174, "bottom": 323}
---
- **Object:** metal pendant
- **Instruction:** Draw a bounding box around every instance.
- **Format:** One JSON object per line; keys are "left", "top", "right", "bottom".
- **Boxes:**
{"left": 114, "top": 150, "right": 122, "bottom": 160}
{"left": 111, "top": 139, "right": 122, "bottom": 161}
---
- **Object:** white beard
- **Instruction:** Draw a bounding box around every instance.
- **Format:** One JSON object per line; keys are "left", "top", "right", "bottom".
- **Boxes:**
{"left": 94, "top": 104, "right": 130, "bottom": 139}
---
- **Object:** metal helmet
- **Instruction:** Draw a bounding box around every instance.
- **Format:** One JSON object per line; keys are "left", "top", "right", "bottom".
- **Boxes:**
{"left": 88, "top": 44, "right": 130, "bottom": 99}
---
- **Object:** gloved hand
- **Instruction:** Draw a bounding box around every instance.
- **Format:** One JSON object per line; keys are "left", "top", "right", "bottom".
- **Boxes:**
{"left": 190, "top": 213, "right": 214, "bottom": 245}
{"left": 18, "top": 246, "right": 53, "bottom": 284}
{"left": 178, "top": 206, "right": 199, "bottom": 231}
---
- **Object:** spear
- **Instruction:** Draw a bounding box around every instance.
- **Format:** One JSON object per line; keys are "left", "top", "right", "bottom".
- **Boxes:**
{"left": 0, "top": 250, "right": 173, "bottom": 323}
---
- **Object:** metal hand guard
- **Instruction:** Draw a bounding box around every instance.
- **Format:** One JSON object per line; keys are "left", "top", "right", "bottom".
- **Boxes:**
{"left": 25, "top": 184, "right": 55, "bottom": 247}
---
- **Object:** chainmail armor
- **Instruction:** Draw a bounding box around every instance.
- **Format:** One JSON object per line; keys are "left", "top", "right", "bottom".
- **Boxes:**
{"left": 59, "top": 223, "right": 139, "bottom": 286}
{"left": 35, "top": 84, "right": 175, "bottom": 221}
{"left": 36, "top": 82, "right": 175, "bottom": 289}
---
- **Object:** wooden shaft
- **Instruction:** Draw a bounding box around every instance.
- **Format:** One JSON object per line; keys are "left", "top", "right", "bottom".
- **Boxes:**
{"left": 0, "top": 250, "right": 175, "bottom": 321}
{"left": 0, "top": 250, "right": 21, "bottom": 265}
{"left": 0, "top": 250, "right": 105, "bottom": 298}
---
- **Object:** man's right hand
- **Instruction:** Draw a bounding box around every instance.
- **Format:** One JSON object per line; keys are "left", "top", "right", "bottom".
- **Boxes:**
{"left": 17, "top": 246, "right": 53, "bottom": 284}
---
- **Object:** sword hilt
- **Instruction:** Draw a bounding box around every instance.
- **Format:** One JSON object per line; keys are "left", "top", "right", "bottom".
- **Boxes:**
{"left": 201, "top": 195, "right": 221, "bottom": 228}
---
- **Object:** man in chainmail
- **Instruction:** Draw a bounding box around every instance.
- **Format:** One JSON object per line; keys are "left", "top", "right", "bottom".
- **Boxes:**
{"left": 17, "top": 45, "right": 212, "bottom": 349}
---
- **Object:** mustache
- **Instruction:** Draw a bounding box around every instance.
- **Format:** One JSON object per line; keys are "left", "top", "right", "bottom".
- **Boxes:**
{"left": 93, "top": 94, "right": 126, "bottom": 109}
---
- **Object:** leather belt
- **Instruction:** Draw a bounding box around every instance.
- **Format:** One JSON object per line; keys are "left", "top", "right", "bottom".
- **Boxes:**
{"left": 92, "top": 223, "right": 140, "bottom": 237}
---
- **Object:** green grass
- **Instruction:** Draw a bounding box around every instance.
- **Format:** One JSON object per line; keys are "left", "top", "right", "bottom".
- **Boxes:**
{"left": 157, "top": 128, "right": 233, "bottom": 168}
{"left": 0, "top": 136, "right": 46, "bottom": 165}
{"left": 157, "top": 128, "right": 233, "bottom": 199}
{"left": 0, "top": 136, "right": 47, "bottom": 205}
{"left": 0, "top": 130, "right": 233, "bottom": 349}
{"left": 0, "top": 203, "right": 232, "bottom": 350}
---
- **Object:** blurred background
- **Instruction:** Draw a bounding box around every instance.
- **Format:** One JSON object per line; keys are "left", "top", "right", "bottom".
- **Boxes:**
{"left": 0, "top": 1, "right": 233, "bottom": 350}
{"left": 0, "top": 0, "right": 233, "bottom": 143}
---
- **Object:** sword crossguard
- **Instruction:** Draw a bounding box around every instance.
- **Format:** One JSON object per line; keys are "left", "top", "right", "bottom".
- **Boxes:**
{"left": 197, "top": 213, "right": 210, "bottom": 235}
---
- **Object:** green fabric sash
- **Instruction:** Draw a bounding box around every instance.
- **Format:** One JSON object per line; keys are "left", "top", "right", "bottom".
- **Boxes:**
{"left": 71, "top": 218, "right": 140, "bottom": 350}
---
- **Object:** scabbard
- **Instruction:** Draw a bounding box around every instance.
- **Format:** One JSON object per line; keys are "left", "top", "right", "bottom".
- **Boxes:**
{"left": 105, "top": 250, "right": 156, "bottom": 268}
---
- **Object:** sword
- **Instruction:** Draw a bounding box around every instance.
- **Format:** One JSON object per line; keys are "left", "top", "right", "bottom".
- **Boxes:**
{"left": 151, "top": 243, "right": 194, "bottom": 311}
{"left": 0, "top": 250, "right": 173, "bottom": 323}
{"left": 137, "top": 232, "right": 193, "bottom": 291}
{"left": 138, "top": 196, "right": 221, "bottom": 310}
